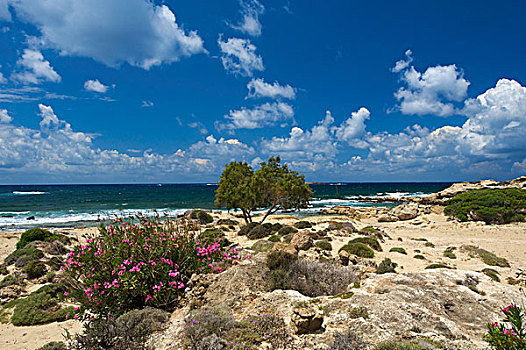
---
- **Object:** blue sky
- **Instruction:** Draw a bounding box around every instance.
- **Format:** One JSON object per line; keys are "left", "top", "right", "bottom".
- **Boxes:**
{"left": 0, "top": 0, "right": 525, "bottom": 184}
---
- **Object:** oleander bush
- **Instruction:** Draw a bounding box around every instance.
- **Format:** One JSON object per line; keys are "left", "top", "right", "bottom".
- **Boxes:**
{"left": 484, "top": 304, "right": 525, "bottom": 350}
{"left": 444, "top": 188, "right": 526, "bottom": 224}
{"left": 61, "top": 216, "right": 242, "bottom": 319}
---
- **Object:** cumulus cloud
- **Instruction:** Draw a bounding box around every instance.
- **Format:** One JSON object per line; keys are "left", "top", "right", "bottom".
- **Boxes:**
{"left": 10, "top": 0, "right": 205, "bottom": 69}
{"left": 0, "top": 109, "right": 12, "bottom": 123}
{"left": 230, "top": 0, "right": 265, "bottom": 37}
{"left": 11, "top": 49, "right": 61, "bottom": 84}
{"left": 0, "top": 104, "right": 255, "bottom": 182}
{"left": 217, "top": 102, "right": 294, "bottom": 130}
{"left": 393, "top": 52, "right": 470, "bottom": 117}
{"left": 141, "top": 100, "right": 154, "bottom": 107}
{"left": 84, "top": 79, "right": 110, "bottom": 93}
{"left": 218, "top": 37, "right": 264, "bottom": 77}
{"left": 391, "top": 49, "right": 413, "bottom": 73}
{"left": 332, "top": 107, "right": 370, "bottom": 147}
{"left": 246, "top": 78, "right": 296, "bottom": 100}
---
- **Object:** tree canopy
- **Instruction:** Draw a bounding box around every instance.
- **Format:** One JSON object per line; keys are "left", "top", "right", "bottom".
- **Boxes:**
{"left": 214, "top": 156, "right": 313, "bottom": 224}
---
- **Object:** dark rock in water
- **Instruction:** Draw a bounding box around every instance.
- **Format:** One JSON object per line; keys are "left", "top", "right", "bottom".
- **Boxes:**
{"left": 26, "top": 216, "right": 35, "bottom": 220}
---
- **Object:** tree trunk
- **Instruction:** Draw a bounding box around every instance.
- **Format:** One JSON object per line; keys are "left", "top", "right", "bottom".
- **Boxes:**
{"left": 260, "top": 204, "right": 278, "bottom": 224}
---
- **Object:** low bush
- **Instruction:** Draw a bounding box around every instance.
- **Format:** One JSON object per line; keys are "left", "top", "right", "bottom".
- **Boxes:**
{"left": 22, "top": 260, "right": 47, "bottom": 279}
{"left": 16, "top": 228, "right": 53, "bottom": 249}
{"left": 217, "top": 218, "right": 238, "bottom": 226}
{"left": 246, "top": 224, "right": 272, "bottom": 240}
{"left": 5, "top": 247, "right": 44, "bottom": 267}
{"left": 71, "top": 307, "right": 170, "bottom": 350}
{"left": 294, "top": 221, "right": 313, "bottom": 229}
{"left": 251, "top": 240, "right": 274, "bottom": 253}
{"left": 444, "top": 188, "right": 526, "bottom": 224}
{"left": 270, "top": 223, "right": 283, "bottom": 232}
{"left": 482, "top": 268, "right": 500, "bottom": 282}
{"left": 62, "top": 217, "right": 241, "bottom": 319}
{"left": 0, "top": 275, "right": 15, "bottom": 288}
{"left": 425, "top": 264, "right": 453, "bottom": 270}
{"left": 328, "top": 330, "right": 368, "bottom": 349}
{"left": 5, "top": 284, "right": 74, "bottom": 326}
{"left": 268, "top": 235, "right": 281, "bottom": 243}
{"left": 277, "top": 225, "right": 297, "bottom": 236}
{"left": 349, "top": 237, "right": 382, "bottom": 251}
{"left": 484, "top": 304, "right": 525, "bottom": 349}
{"left": 389, "top": 247, "right": 407, "bottom": 255}
{"left": 0, "top": 263, "right": 8, "bottom": 275}
{"left": 238, "top": 222, "right": 260, "bottom": 236}
{"left": 181, "top": 307, "right": 291, "bottom": 349}
{"left": 413, "top": 254, "right": 426, "bottom": 260}
{"left": 374, "top": 339, "right": 443, "bottom": 349}
{"left": 349, "top": 306, "right": 369, "bottom": 319}
{"left": 188, "top": 210, "right": 214, "bottom": 224}
{"left": 462, "top": 245, "right": 510, "bottom": 267}
{"left": 315, "top": 240, "right": 332, "bottom": 251}
{"left": 443, "top": 247, "right": 457, "bottom": 259}
{"left": 424, "top": 242, "right": 435, "bottom": 248}
{"left": 197, "top": 229, "right": 228, "bottom": 245}
{"left": 37, "top": 342, "right": 66, "bottom": 350}
{"left": 339, "top": 242, "right": 375, "bottom": 258}
{"left": 376, "top": 258, "right": 397, "bottom": 274}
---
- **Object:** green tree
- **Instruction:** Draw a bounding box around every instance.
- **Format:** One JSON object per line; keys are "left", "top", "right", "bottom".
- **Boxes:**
{"left": 215, "top": 156, "right": 313, "bottom": 224}
{"left": 214, "top": 161, "right": 258, "bottom": 224}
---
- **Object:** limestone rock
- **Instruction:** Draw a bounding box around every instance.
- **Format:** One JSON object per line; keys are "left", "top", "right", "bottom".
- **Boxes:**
{"left": 290, "top": 304, "right": 324, "bottom": 334}
{"left": 291, "top": 232, "right": 313, "bottom": 251}
{"left": 378, "top": 214, "right": 398, "bottom": 222}
{"left": 391, "top": 203, "right": 419, "bottom": 221}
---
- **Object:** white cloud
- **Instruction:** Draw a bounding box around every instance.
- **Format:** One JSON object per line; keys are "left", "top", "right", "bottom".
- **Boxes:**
{"left": 141, "top": 100, "right": 154, "bottom": 107}
{"left": 84, "top": 79, "right": 109, "bottom": 93}
{"left": 0, "top": 72, "right": 7, "bottom": 84}
{"left": 10, "top": 0, "right": 205, "bottom": 70}
{"left": 246, "top": 78, "right": 296, "bottom": 100}
{"left": 11, "top": 49, "right": 61, "bottom": 84}
{"left": 218, "top": 37, "right": 264, "bottom": 77}
{"left": 0, "top": 109, "right": 12, "bottom": 123}
{"left": 332, "top": 107, "right": 370, "bottom": 147}
{"left": 188, "top": 121, "right": 208, "bottom": 135}
{"left": 230, "top": 0, "right": 265, "bottom": 37}
{"left": 0, "top": 0, "right": 10, "bottom": 21}
{"left": 217, "top": 102, "right": 294, "bottom": 130}
{"left": 393, "top": 52, "right": 470, "bottom": 117}
{"left": 391, "top": 49, "right": 413, "bottom": 73}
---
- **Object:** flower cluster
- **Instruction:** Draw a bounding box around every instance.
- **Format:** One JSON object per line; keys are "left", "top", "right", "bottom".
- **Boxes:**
{"left": 61, "top": 217, "right": 241, "bottom": 319}
{"left": 484, "top": 304, "right": 525, "bottom": 350}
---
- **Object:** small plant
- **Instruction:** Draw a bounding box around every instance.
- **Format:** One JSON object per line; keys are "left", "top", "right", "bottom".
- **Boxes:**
{"left": 329, "top": 329, "right": 368, "bottom": 350}
{"left": 389, "top": 247, "right": 407, "bottom": 255}
{"left": 315, "top": 240, "right": 332, "bottom": 251}
{"left": 294, "top": 221, "right": 313, "bottom": 229}
{"left": 5, "top": 247, "right": 44, "bottom": 267}
{"left": 376, "top": 258, "right": 397, "bottom": 274}
{"left": 424, "top": 242, "right": 435, "bottom": 248}
{"left": 443, "top": 247, "right": 457, "bottom": 259}
{"left": 268, "top": 234, "right": 281, "bottom": 242}
{"left": 462, "top": 245, "right": 510, "bottom": 267}
{"left": 349, "top": 236, "right": 382, "bottom": 251}
{"left": 247, "top": 224, "right": 272, "bottom": 239}
{"left": 339, "top": 242, "right": 375, "bottom": 258}
{"left": 484, "top": 304, "right": 525, "bottom": 349}
{"left": 411, "top": 238, "right": 428, "bottom": 242}
{"left": 425, "top": 263, "right": 453, "bottom": 270}
{"left": 277, "top": 225, "right": 298, "bottom": 236}
{"left": 188, "top": 210, "right": 214, "bottom": 224}
{"left": 251, "top": 240, "right": 274, "bottom": 253}
{"left": 16, "top": 228, "right": 53, "bottom": 249}
{"left": 37, "top": 342, "right": 66, "bottom": 350}
{"left": 22, "top": 260, "right": 47, "bottom": 279}
{"left": 349, "top": 306, "right": 369, "bottom": 319}
{"left": 0, "top": 275, "right": 15, "bottom": 288}
{"left": 413, "top": 254, "right": 425, "bottom": 260}
{"left": 482, "top": 268, "right": 501, "bottom": 282}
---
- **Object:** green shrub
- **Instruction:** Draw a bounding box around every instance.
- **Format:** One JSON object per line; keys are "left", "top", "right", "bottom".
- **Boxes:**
{"left": 389, "top": 247, "right": 407, "bottom": 255}
{"left": 7, "top": 286, "right": 74, "bottom": 326}
{"left": 376, "top": 258, "right": 397, "bottom": 274}
{"left": 246, "top": 224, "right": 272, "bottom": 240}
{"left": 328, "top": 330, "right": 368, "bottom": 350}
{"left": 37, "top": 342, "right": 66, "bottom": 350}
{"left": 444, "top": 188, "right": 526, "bottom": 224}
{"left": 484, "top": 304, "right": 525, "bottom": 350}
{"left": 71, "top": 307, "right": 170, "bottom": 350}
{"left": 266, "top": 250, "right": 297, "bottom": 271}
{"left": 238, "top": 222, "right": 260, "bottom": 236}
{"left": 374, "top": 340, "right": 439, "bottom": 349}
{"left": 482, "top": 268, "right": 500, "bottom": 282}
{"left": 251, "top": 240, "right": 274, "bottom": 253}
{"left": 22, "top": 260, "right": 47, "bottom": 279}
{"left": 462, "top": 245, "right": 510, "bottom": 267}
{"left": 277, "top": 225, "right": 297, "bottom": 236}
{"left": 282, "top": 233, "right": 294, "bottom": 243}
{"left": 425, "top": 264, "right": 453, "bottom": 270}
{"left": 188, "top": 210, "right": 214, "bottom": 224}
{"left": 16, "top": 228, "right": 53, "bottom": 249}
{"left": 339, "top": 243, "right": 375, "bottom": 258}
{"left": 424, "top": 242, "right": 435, "bottom": 248}
{"left": 443, "top": 247, "right": 457, "bottom": 259}
{"left": 315, "top": 240, "right": 332, "bottom": 251}
{"left": 294, "top": 221, "right": 313, "bottom": 229}
{"left": 270, "top": 223, "right": 283, "bottom": 232}
{"left": 360, "top": 226, "right": 381, "bottom": 234}
{"left": 197, "top": 229, "right": 228, "bottom": 245}
{"left": 349, "top": 306, "right": 369, "bottom": 319}
{"left": 413, "top": 254, "right": 426, "bottom": 260}
{"left": 349, "top": 237, "right": 382, "bottom": 251}
{"left": 5, "top": 248, "right": 44, "bottom": 267}
{"left": 0, "top": 275, "right": 15, "bottom": 288}
{"left": 217, "top": 218, "right": 238, "bottom": 226}
{"left": 0, "top": 264, "right": 8, "bottom": 275}
{"left": 411, "top": 238, "right": 428, "bottom": 242}
{"left": 62, "top": 217, "right": 240, "bottom": 319}
{"left": 268, "top": 235, "right": 281, "bottom": 242}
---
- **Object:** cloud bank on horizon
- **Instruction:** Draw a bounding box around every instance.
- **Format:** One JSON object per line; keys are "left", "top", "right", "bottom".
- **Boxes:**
{"left": 0, "top": 0, "right": 525, "bottom": 183}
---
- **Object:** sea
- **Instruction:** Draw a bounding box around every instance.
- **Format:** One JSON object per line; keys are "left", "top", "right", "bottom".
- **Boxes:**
{"left": 0, "top": 183, "right": 452, "bottom": 230}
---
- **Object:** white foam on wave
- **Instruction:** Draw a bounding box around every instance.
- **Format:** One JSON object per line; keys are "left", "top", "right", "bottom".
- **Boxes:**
{"left": 12, "top": 191, "right": 48, "bottom": 195}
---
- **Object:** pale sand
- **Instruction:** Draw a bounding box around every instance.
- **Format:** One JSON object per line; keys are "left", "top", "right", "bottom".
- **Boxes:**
{"left": 0, "top": 211, "right": 525, "bottom": 349}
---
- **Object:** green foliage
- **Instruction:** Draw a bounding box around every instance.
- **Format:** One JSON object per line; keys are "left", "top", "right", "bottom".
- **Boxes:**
{"left": 268, "top": 235, "right": 281, "bottom": 242}
{"left": 445, "top": 188, "right": 526, "bottom": 224}
{"left": 251, "top": 240, "right": 274, "bottom": 253}
{"left": 277, "top": 225, "right": 297, "bottom": 236}
{"left": 294, "top": 221, "right": 313, "bottom": 229}
{"left": 266, "top": 250, "right": 297, "bottom": 271}
{"left": 462, "top": 245, "right": 510, "bottom": 267}
{"left": 188, "top": 210, "right": 214, "bottom": 224}
{"left": 16, "top": 228, "right": 53, "bottom": 249}
{"left": 0, "top": 275, "right": 15, "bottom": 288}
{"left": 374, "top": 339, "right": 444, "bottom": 350}
{"left": 36, "top": 342, "right": 66, "bottom": 350}
{"left": 376, "top": 258, "right": 397, "bottom": 274}
{"left": 389, "top": 247, "right": 407, "bottom": 255}
{"left": 62, "top": 217, "right": 239, "bottom": 319}
{"left": 482, "top": 268, "right": 500, "bottom": 282}
{"left": 349, "top": 306, "right": 369, "bottom": 319}
{"left": 22, "top": 260, "right": 47, "bottom": 279}
{"left": 424, "top": 242, "right": 435, "bottom": 248}
{"left": 339, "top": 242, "right": 375, "bottom": 258}
{"left": 425, "top": 264, "right": 453, "bottom": 270}
{"left": 5, "top": 247, "right": 44, "bottom": 267}
{"left": 360, "top": 226, "right": 381, "bottom": 234}
{"left": 215, "top": 156, "right": 313, "bottom": 224}
{"left": 484, "top": 304, "right": 525, "bottom": 350}
{"left": 238, "top": 222, "right": 260, "bottom": 236}
{"left": 329, "top": 330, "right": 368, "bottom": 349}
{"left": 182, "top": 307, "right": 291, "bottom": 350}
{"left": 443, "top": 247, "right": 457, "bottom": 259}
{"left": 413, "top": 254, "right": 426, "bottom": 260}
{"left": 71, "top": 307, "right": 170, "bottom": 350}
{"left": 6, "top": 284, "right": 74, "bottom": 326}
{"left": 197, "top": 229, "right": 227, "bottom": 245}
{"left": 349, "top": 237, "right": 382, "bottom": 251}
{"left": 246, "top": 224, "right": 272, "bottom": 240}
{"left": 315, "top": 240, "right": 332, "bottom": 251}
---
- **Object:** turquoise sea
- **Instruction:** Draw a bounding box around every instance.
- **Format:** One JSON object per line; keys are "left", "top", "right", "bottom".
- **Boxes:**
{"left": 0, "top": 183, "right": 451, "bottom": 230}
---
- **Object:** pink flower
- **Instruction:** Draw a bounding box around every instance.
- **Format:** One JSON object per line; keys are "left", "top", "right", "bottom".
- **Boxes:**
{"left": 145, "top": 295, "right": 153, "bottom": 302}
